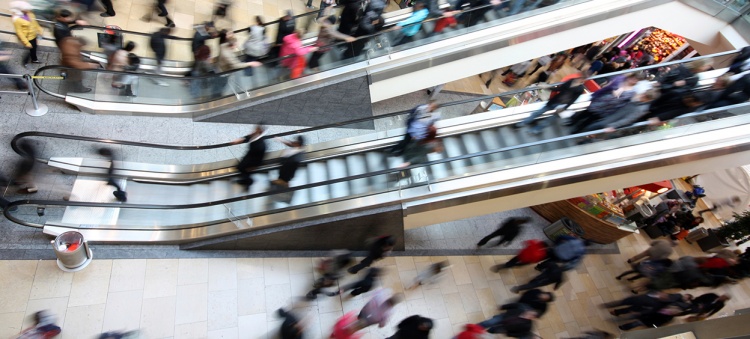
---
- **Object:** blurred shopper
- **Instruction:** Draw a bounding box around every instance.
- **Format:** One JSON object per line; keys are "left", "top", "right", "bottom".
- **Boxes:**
{"left": 343, "top": 11, "right": 384, "bottom": 59}
{"left": 456, "top": 324, "right": 489, "bottom": 339}
{"left": 16, "top": 310, "right": 61, "bottom": 339}
{"left": 514, "top": 74, "right": 585, "bottom": 135}
{"left": 628, "top": 239, "right": 676, "bottom": 264}
{"left": 231, "top": 124, "right": 267, "bottom": 189}
{"left": 59, "top": 36, "right": 98, "bottom": 93}
{"left": 189, "top": 45, "right": 217, "bottom": 100}
{"left": 408, "top": 261, "right": 449, "bottom": 289}
{"left": 348, "top": 235, "right": 396, "bottom": 274}
{"left": 430, "top": 8, "right": 458, "bottom": 36}
{"left": 108, "top": 41, "right": 136, "bottom": 90}
{"left": 192, "top": 22, "right": 218, "bottom": 56}
{"left": 618, "top": 304, "right": 685, "bottom": 331}
{"left": 280, "top": 30, "right": 317, "bottom": 79}
{"left": 576, "top": 89, "right": 660, "bottom": 137}
{"left": 647, "top": 59, "right": 712, "bottom": 115}
{"left": 387, "top": 315, "right": 433, "bottom": 339}
{"left": 142, "top": 0, "right": 175, "bottom": 27}
{"left": 271, "top": 135, "right": 305, "bottom": 188}
{"left": 567, "top": 72, "right": 643, "bottom": 132}
{"left": 219, "top": 30, "right": 262, "bottom": 71}
{"left": 98, "top": 331, "right": 139, "bottom": 339}
{"left": 309, "top": 15, "right": 355, "bottom": 71}
{"left": 477, "top": 303, "right": 538, "bottom": 336}
{"left": 271, "top": 11, "right": 296, "bottom": 61}
{"left": 98, "top": 148, "right": 127, "bottom": 202}
{"left": 12, "top": 139, "right": 38, "bottom": 194}
{"left": 277, "top": 307, "right": 305, "bottom": 339}
{"left": 542, "top": 234, "right": 588, "bottom": 271}
{"left": 331, "top": 312, "right": 363, "bottom": 339}
{"left": 389, "top": 101, "right": 441, "bottom": 156}
{"left": 53, "top": 9, "right": 86, "bottom": 48}
{"left": 0, "top": 42, "right": 28, "bottom": 90}
{"left": 337, "top": 0, "right": 361, "bottom": 35}
{"left": 357, "top": 289, "right": 402, "bottom": 330}
{"left": 529, "top": 54, "right": 552, "bottom": 76}
{"left": 391, "top": 2, "right": 429, "bottom": 46}
{"left": 477, "top": 216, "right": 531, "bottom": 247}
{"left": 116, "top": 53, "right": 140, "bottom": 97}
{"left": 511, "top": 261, "right": 567, "bottom": 293}
{"left": 306, "top": 250, "right": 353, "bottom": 300}
{"left": 726, "top": 46, "right": 750, "bottom": 75}
{"left": 707, "top": 73, "right": 750, "bottom": 109}
{"left": 212, "top": 0, "right": 233, "bottom": 23}
{"left": 499, "top": 60, "right": 531, "bottom": 86}
{"left": 456, "top": 0, "right": 499, "bottom": 28}
{"left": 0, "top": 175, "right": 18, "bottom": 212}
{"left": 339, "top": 267, "right": 382, "bottom": 296}
{"left": 685, "top": 293, "right": 730, "bottom": 321}
{"left": 490, "top": 239, "right": 548, "bottom": 272}
{"left": 149, "top": 27, "right": 172, "bottom": 86}
{"left": 515, "top": 288, "right": 555, "bottom": 317}
{"left": 243, "top": 16, "right": 270, "bottom": 75}
{"left": 99, "top": 0, "right": 116, "bottom": 17}
{"left": 11, "top": 1, "right": 43, "bottom": 67}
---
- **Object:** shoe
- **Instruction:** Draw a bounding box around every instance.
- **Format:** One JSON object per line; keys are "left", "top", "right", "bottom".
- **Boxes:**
{"left": 490, "top": 265, "right": 501, "bottom": 273}
{"left": 512, "top": 123, "right": 524, "bottom": 130}
{"left": 626, "top": 259, "right": 633, "bottom": 264}
{"left": 347, "top": 267, "right": 357, "bottom": 274}
{"left": 306, "top": 5, "right": 316, "bottom": 9}
{"left": 113, "top": 191, "right": 127, "bottom": 202}
{"left": 305, "top": 291, "right": 317, "bottom": 300}
{"left": 276, "top": 308, "right": 288, "bottom": 318}
{"left": 17, "top": 188, "right": 37, "bottom": 194}
{"left": 510, "top": 286, "right": 519, "bottom": 294}
{"left": 100, "top": 12, "right": 114, "bottom": 17}
{"left": 618, "top": 325, "right": 628, "bottom": 331}
{"left": 616, "top": 276, "right": 621, "bottom": 280}
{"left": 426, "top": 89, "right": 432, "bottom": 96}
{"left": 166, "top": 22, "right": 176, "bottom": 28}
{"left": 31, "top": 60, "right": 41, "bottom": 64}
{"left": 155, "top": 80, "right": 170, "bottom": 87}
{"left": 158, "top": 12, "right": 168, "bottom": 17}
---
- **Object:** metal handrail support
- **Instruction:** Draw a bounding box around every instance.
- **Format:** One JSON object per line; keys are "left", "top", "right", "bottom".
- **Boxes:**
{"left": 0, "top": 73, "right": 47, "bottom": 116}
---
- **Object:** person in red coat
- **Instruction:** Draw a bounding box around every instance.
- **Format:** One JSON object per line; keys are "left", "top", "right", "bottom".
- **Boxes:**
{"left": 490, "top": 240, "right": 548, "bottom": 272}
{"left": 456, "top": 324, "right": 489, "bottom": 339}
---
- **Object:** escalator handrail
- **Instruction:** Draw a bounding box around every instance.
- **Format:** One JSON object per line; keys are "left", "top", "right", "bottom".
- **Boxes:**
{"left": 20, "top": 49, "right": 739, "bottom": 158}
{"left": 6, "top": 101, "right": 747, "bottom": 229}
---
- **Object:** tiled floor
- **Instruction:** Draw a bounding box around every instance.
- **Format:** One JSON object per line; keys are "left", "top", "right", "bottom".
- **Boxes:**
{"left": 1, "top": 231, "right": 749, "bottom": 339}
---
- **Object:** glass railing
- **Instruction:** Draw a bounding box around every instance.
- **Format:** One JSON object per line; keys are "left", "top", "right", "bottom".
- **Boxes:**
{"left": 22, "top": 50, "right": 740, "bottom": 169}
{"left": 31, "top": 0, "right": 591, "bottom": 100}
{"left": 6, "top": 100, "right": 750, "bottom": 229}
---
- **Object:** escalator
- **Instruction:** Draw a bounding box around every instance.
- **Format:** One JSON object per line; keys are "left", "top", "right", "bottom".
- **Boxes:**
{"left": 7, "top": 53, "right": 750, "bottom": 248}
{"left": 29, "top": 0, "right": 729, "bottom": 119}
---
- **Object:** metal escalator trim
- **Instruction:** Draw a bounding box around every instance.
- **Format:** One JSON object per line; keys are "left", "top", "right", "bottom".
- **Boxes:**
{"left": 8, "top": 102, "right": 749, "bottom": 230}
{"left": 35, "top": 121, "right": 750, "bottom": 242}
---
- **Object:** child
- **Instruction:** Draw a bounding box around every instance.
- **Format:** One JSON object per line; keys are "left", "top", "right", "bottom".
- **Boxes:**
{"left": 408, "top": 261, "right": 449, "bottom": 289}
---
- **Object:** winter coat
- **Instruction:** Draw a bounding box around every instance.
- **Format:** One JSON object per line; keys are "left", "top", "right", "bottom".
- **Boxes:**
{"left": 243, "top": 25, "right": 269, "bottom": 57}
{"left": 12, "top": 12, "right": 42, "bottom": 47}
{"left": 280, "top": 34, "right": 312, "bottom": 69}
{"left": 59, "top": 37, "right": 98, "bottom": 70}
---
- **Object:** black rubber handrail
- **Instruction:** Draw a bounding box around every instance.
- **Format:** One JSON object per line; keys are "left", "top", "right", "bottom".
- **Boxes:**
{"left": 6, "top": 101, "right": 748, "bottom": 229}
{"left": 20, "top": 49, "right": 739, "bottom": 157}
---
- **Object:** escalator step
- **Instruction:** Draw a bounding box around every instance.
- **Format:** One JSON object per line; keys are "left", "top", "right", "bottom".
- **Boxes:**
{"left": 346, "top": 154, "right": 369, "bottom": 195}
{"left": 461, "top": 133, "right": 488, "bottom": 170}
{"left": 479, "top": 129, "right": 506, "bottom": 163}
{"left": 307, "top": 162, "right": 330, "bottom": 201}
{"left": 365, "top": 151, "right": 389, "bottom": 190}
{"left": 442, "top": 136, "right": 468, "bottom": 175}
{"left": 327, "top": 158, "right": 349, "bottom": 198}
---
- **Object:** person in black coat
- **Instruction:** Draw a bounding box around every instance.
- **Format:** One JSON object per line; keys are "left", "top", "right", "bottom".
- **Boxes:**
{"left": 602, "top": 292, "right": 679, "bottom": 317}
{"left": 387, "top": 315, "right": 433, "bottom": 339}
{"left": 516, "top": 288, "right": 554, "bottom": 317}
{"left": 277, "top": 308, "right": 304, "bottom": 339}
{"left": 271, "top": 135, "right": 305, "bottom": 188}
{"left": 348, "top": 235, "right": 396, "bottom": 274}
{"left": 646, "top": 59, "right": 711, "bottom": 116}
{"left": 192, "top": 22, "right": 217, "bottom": 55}
{"left": 98, "top": 148, "right": 127, "bottom": 202}
{"left": 477, "top": 217, "right": 531, "bottom": 247}
{"left": 232, "top": 125, "right": 267, "bottom": 189}
{"left": 515, "top": 75, "right": 585, "bottom": 134}
{"left": 337, "top": 0, "right": 362, "bottom": 35}
{"left": 339, "top": 267, "right": 382, "bottom": 296}
{"left": 511, "top": 261, "right": 566, "bottom": 293}
{"left": 685, "top": 293, "right": 730, "bottom": 321}
{"left": 727, "top": 46, "right": 750, "bottom": 75}
{"left": 149, "top": 27, "right": 171, "bottom": 72}
{"left": 343, "top": 12, "right": 384, "bottom": 59}
{"left": 478, "top": 303, "right": 537, "bottom": 336}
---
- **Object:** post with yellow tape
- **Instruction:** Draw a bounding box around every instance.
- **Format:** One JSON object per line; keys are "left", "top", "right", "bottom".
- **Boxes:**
{"left": 24, "top": 74, "right": 49, "bottom": 117}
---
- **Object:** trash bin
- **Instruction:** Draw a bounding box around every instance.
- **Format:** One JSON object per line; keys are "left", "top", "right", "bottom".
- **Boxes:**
{"left": 543, "top": 217, "right": 584, "bottom": 241}
{"left": 51, "top": 231, "right": 93, "bottom": 272}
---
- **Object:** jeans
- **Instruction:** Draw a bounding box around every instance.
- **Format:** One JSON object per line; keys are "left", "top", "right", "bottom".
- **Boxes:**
{"left": 23, "top": 38, "right": 38, "bottom": 64}
{"left": 0, "top": 63, "right": 27, "bottom": 89}
{"left": 478, "top": 314, "right": 506, "bottom": 334}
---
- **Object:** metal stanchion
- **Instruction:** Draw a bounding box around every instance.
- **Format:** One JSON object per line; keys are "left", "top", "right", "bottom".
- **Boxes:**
{"left": 24, "top": 74, "right": 48, "bottom": 117}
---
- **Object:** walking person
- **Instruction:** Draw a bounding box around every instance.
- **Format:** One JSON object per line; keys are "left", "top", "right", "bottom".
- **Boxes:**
{"left": 100, "top": 0, "right": 116, "bottom": 17}
{"left": 271, "top": 136, "right": 305, "bottom": 188}
{"left": 477, "top": 216, "right": 531, "bottom": 247}
{"left": 59, "top": 36, "right": 99, "bottom": 93}
{"left": 477, "top": 303, "right": 538, "bottom": 336}
{"left": 389, "top": 100, "right": 441, "bottom": 156}
{"left": 277, "top": 307, "right": 306, "bottom": 339}
{"left": 0, "top": 42, "right": 28, "bottom": 90}
{"left": 308, "top": 15, "right": 355, "bottom": 72}
{"left": 515, "top": 288, "right": 555, "bottom": 317}
{"left": 514, "top": 74, "right": 585, "bottom": 135}
{"left": 391, "top": 2, "right": 429, "bottom": 46}
{"left": 407, "top": 261, "right": 449, "bottom": 289}
{"left": 149, "top": 27, "right": 172, "bottom": 86}
{"left": 339, "top": 267, "right": 382, "bottom": 296}
{"left": 348, "top": 235, "right": 396, "bottom": 274}
{"left": 231, "top": 125, "right": 267, "bottom": 190}
{"left": 510, "top": 261, "right": 566, "bottom": 293}
{"left": 12, "top": 140, "right": 38, "bottom": 194}
{"left": 280, "top": 30, "right": 318, "bottom": 79}
{"left": 685, "top": 293, "right": 730, "bottom": 321}
{"left": 108, "top": 41, "right": 136, "bottom": 89}
{"left": 357, "top": 289, "right": 402, "bottom": 330}
{"left": 11, "top": 1, "right": 43, "bottom": 67}
{"left": 142, "top": 0, "right": 175, "bottom": 27}
{"left": 271, "top": 11, "right": 296, "bottom": 61}
{"left": 528, "top": 54, "right": 552, "bottom": 75}
{"left": 387, "top": 315, "right": 433, "bottom": 339}
{"left": 490, "top": 239, "right": 548, "bottom": 272}
{"left": 306, "top": 250, "right": 353, "bottom": 300}
{"left": 243, "top": 16, "right": 270, "bottom": 75}
{"left": 212, "top": 0, "right": 233, "bottom": 24}
{"left": 542, "top": 234, "right": 588, "bottom": 271}
{"left": 627, "top": 239, "right": 676, "bottom": 264}
{"left": 98, "top": 148, "right": 127, "bottom": 202}
{"left": 53, "top": 9, "right": 86, "bottom": 48}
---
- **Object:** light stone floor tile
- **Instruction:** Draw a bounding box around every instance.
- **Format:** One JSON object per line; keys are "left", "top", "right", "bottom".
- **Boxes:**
{"left": 174, "top": 321, "right": 208, "bottom": 339}
{"left": 29, "top": 260, "right": 73, "bottom": 300}
{"left": 264, "top": 283, "right": 292, "bottom": 315}
{"left": 143, "top": 259, "right": 179, "bottom": 299}
{"left": 68, "top": 260, "right": 112, "bottom": 307}
{"left": 288, "top": 258, "right": 313, "bottom": 275}
{"left": 0, "top": 312, "right": 25, "bottom": 338}
{"left": 207, "top": 327, "right": 239, "bottom": 339}
{"left": 207, "top": 289, "right": 239, "bottom": 331}
{"left": 109, "top": 259, "right": 147, "bottom": 292}
{"left": 238, "top": 313, "right": 268, "bottom": 339}
{"left": 61, "top": 304, "right": 106, "bottom": 339}
{"left": 263, "top": 258, "right": 290, "bottom": 286}
{"left": 175, "top": 283, "right": 209, "bottom": 325}
{"left": 0, "top": 261, "right": 37, "bottom": 314}
{"left": 238, "top": 277, "right": 266, "bottom": 316}
{"left": 290, "top": 273, "right": 314, "bottom": 299}
{"left": 209, "top": 258, "right": 238, "bottom": 291}
{"left": 178, "top": 258, "right": 209, "bottom": 286}
{"left": 102, "top": 290, "right": 143, "bottom": 331}
{"left": 140, "top": 296, "right": 177, "bottom": 338}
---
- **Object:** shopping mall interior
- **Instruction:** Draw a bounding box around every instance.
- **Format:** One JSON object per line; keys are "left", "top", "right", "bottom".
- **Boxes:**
{"left": 1, "top": 0, "right": 750, "bottom": 338}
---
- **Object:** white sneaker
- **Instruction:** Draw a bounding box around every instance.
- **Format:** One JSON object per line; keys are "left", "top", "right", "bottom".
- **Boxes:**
{"left": 155, "top": 80, "right": 170, "bottom": 87}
